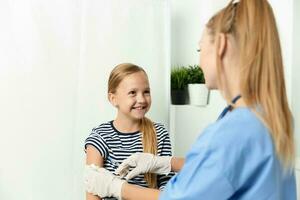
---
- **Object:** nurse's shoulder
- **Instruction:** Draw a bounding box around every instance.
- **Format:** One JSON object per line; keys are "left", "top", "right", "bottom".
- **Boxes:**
{"left": 211, "top": 107, "right": 276, "bottom": 162}
{"left": 210, "top": 107, "right": 278, "bottom": 189}
{"left": 193, "top": 107, "right": 274, "bottom": 155}
{"left": 215, "top": 107, "right": 274, "bottom": 149}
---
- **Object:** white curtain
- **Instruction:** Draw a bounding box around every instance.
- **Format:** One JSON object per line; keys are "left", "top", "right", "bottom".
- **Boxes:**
{"left": 0, "top": 0, "right": 170, "bottom": 199}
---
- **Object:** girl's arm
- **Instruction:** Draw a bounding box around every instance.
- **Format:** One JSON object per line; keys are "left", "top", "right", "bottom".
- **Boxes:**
{"left": 171, "top": 157, "right": 185, "bottom": 172}
{"left": 86, "top": 145, "right": 104, "bottom": 200}
{"left": 120, "top": 157, "right": 184, "bottom": 200}
{"left": 122, "top": 183, "right": 160, "bottom": 200}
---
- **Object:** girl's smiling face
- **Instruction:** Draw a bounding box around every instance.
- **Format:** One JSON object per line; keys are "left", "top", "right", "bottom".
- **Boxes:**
{"left": 109, "top": 71, "right": 151, "bottom": 122}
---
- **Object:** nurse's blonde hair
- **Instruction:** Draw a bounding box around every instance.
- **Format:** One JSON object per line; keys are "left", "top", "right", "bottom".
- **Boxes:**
{"left": 108, "top": 63, "right": 158, "bottom": 188}
{"left": 206, "top": 0, "right": 294, "bottom": 168}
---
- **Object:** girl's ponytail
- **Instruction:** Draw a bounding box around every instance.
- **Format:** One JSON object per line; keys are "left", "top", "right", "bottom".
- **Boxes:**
{"left": 141, "top": 117, "right": 158, "bottom": 188}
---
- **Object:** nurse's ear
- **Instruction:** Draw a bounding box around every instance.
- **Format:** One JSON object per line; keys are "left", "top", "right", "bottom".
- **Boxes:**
{"left": 108, "top": 92, "right": 118, "bottom": 107}
{"left": 217, "top": 33, "right": 227, "bottom": 59}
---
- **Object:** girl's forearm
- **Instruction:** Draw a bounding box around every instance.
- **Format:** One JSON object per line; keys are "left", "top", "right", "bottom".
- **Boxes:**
{"left": 171, "top": 157, "right": 185, "bottom": 172}
{"left": 120, "top": 157, "right": 184, "bottom": 200}
{"left": 121, "top": 183, "right": 160, "bottom": 200}
{"left": 86, "top": 145, "right": 104, "bottom": 200}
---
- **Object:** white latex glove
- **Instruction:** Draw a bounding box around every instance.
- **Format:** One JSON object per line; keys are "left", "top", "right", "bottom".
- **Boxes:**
{"left": 84, "top": 164, "right": 125, "bottom": 199}
{"left": 115, "top": 153, "right": 172, "bottom": 180}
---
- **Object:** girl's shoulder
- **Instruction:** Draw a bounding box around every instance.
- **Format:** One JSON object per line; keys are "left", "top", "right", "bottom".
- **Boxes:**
{"left": 153, "top": 122, "right": 168, "bottom": 131}
{"left": 153, "top": 121, "right": 165, "bottom": 128}
{"left": 152, "top": 122, "right": 170, "bottom": 139}
{"left": 90, "top": 121, "right": 115, "bottom": 137}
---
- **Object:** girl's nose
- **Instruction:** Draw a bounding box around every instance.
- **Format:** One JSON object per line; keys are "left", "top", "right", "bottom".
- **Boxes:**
{"left": 137, "top": 94, "right": 146, "bottom": 103}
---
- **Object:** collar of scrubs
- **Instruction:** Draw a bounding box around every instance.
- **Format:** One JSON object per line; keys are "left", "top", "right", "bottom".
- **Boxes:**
{"left": 217, "top": 95, "right": 242, "bottom": 120}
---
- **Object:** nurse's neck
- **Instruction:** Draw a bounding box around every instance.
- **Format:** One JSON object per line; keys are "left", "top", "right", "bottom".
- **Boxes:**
{"left": 223, "top": 88, "right": 247, "bottom": 108}
{"left": 233, "top": 98, "right": 246, "bottom": 108}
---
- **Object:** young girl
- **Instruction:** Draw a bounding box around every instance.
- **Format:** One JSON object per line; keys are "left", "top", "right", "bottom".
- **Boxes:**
{"left": 84, "top": 63, "right": 174, "bottom": 200}
{"left": 84, "top": 0, "right": 296, "bottom": 199}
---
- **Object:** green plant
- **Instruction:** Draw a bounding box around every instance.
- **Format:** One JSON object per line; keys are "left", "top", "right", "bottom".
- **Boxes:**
{"left": 186, "top": 65, "right": 205, "bottom": 84}
{"left": 171, "top": 67, "right": 189, "bottom": 90}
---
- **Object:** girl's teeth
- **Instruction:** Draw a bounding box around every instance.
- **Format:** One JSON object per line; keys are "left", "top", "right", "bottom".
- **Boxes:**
{"left": 134, "top": 107, "right": 144, "bottom": 110}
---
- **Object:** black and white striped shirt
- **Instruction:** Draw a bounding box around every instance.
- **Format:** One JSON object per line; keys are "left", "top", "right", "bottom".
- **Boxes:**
{"left": 84, "top": 120, "right": 174, "bottom": 191}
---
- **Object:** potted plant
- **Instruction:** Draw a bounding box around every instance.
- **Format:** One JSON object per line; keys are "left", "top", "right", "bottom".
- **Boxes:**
{"left": 170, "top": 67, "right": 189, "bottom": 105}
{"left": 186, "top": 65, "right": 209, "bottom": 106}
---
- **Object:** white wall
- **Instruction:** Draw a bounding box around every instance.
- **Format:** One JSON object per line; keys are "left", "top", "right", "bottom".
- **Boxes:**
{"left": 170, "top": 92, "right": 225, "bottom": 156}
{"left": 170, "top": 0, "right": 228, "bottom": 67}
{"left": 0, "top": 1, "right": 81, "bottom": 199}
{"left": 0, "top": 0, "right": 170, "bottom": 199}
{"left": 268, "top": 0, "right": 294, "bottom": 103}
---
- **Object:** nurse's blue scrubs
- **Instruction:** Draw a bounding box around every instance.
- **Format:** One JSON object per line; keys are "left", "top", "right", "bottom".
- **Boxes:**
{"left": 160, "top": 105, "right": 296, "bottom": 200}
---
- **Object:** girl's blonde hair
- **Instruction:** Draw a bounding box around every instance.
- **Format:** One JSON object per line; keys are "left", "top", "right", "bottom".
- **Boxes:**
{"left": 206, "top": 0, "right": 294, "bottom": 168}
{"left": 108, "top": 63, "right": 158, "bottom": 188}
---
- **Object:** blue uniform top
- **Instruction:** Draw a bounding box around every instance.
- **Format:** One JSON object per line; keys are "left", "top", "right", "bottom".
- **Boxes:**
{"left": 160, "top": 107, "right": 296, "bottom": 200}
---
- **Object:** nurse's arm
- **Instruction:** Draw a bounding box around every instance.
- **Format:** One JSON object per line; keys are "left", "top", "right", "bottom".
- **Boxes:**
{"left": 122, "top": 183, "right": 160, "bottom": 200}
{"left": 171, "top": 157, "right": 185, "bottom": 172}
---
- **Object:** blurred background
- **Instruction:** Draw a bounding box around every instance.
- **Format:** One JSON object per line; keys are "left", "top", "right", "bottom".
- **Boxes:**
{"left": 0, "top": 0, "right": 299, "bottom": 199}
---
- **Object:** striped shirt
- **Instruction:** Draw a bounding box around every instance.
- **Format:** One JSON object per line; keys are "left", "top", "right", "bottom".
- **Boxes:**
{"left": 84, "top": 121, "right": 174, "bottom": 192}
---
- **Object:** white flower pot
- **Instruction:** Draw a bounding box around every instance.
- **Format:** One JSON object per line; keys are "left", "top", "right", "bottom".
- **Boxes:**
{"left": 188, "top": 84, "right": 209, "bottom": 106}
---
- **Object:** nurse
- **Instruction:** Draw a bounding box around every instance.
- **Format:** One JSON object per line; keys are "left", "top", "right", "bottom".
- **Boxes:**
{"left": 84, "top": 0, "right": 297, "bottom": 199}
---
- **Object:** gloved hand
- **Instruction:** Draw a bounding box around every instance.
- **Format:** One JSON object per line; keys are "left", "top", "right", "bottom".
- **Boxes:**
{"left": 84, "top": 164, "right": 125, "bottom": 199}
{"left": 115, "top": 153, "right": 172, "bottom": 180}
